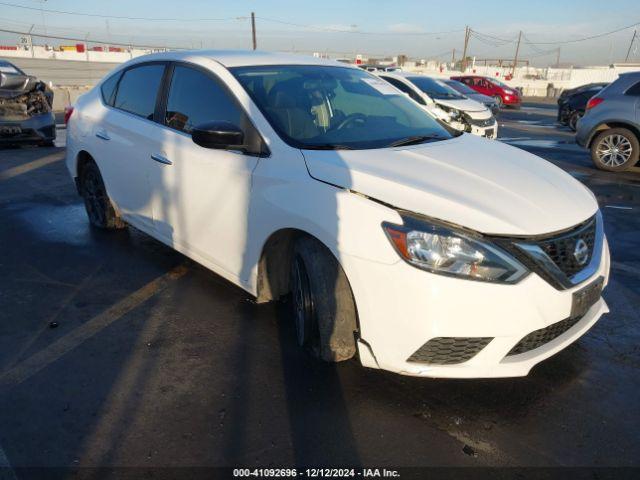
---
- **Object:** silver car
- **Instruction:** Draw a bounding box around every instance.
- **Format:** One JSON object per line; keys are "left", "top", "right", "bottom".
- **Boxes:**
{"left": 576, "top": 72, "right": 640, "bottom": 171}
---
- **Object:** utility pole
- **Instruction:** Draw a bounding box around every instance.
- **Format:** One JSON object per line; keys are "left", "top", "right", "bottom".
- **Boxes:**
{"left": 461, "top": 26, "right": 470, "bottom": 72}
{"left": 555, "top": 47, "right": 561, "bottom": 68}
{"left": 512, "top": 30, "right": 522, "bottom": 75}
{"left": 251, "top": 12, "right": 257, "bottom": 50}
{"left": 625, "top": 30, "right": 637, "bottom": 62}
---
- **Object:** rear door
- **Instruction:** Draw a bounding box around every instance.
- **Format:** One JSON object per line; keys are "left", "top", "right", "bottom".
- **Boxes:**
{"left": 95, "top": 62, "right": 167, "bottom": 230}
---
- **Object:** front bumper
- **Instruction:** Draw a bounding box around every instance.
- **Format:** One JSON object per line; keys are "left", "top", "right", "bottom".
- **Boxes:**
{"left": 0, "top": 112, "right": 56, "bottom": 144}
{"left": 347, "top": 235, "right": 610, "bottom": 378}
{"left": 449, "top": 118, "right": 498, "bottom": 139}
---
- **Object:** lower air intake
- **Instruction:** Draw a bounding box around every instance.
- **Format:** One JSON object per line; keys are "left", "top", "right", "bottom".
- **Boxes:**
{"left": 407, "top": 337, "right": 493, "bottom": 365}
{"left": 507, "top": 316, "right": 583, "bottom": 356}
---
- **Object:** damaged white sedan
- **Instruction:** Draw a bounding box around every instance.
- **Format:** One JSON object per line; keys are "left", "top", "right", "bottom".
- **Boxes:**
{"left": 66, "top": 51, "right": 609, "bottom": 378}
{"left": 0, "top": 60, "right": 55, "bottom": 146}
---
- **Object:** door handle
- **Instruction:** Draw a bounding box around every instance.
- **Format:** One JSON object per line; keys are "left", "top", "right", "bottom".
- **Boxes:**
{"left": 151, "top": 153, "right": 172, "bottom": 165}
{"left": 95, "top": 130, "right": 110, "bottom": 141}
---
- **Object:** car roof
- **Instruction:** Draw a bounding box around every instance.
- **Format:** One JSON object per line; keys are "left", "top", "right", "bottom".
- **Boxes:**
{"left": 123, "top": 49, "right": 352, "bottom": 68}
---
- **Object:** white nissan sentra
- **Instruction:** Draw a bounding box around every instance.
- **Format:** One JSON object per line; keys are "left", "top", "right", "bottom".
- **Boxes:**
{"left": 65, "top": 51, "right": 610, "bottom": 378}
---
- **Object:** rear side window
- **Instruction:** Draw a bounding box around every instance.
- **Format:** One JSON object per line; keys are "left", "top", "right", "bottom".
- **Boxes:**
{"left": 164, "top": 65, "right": 244, "bottom": 134}
{"left": 100, "top": 72, "right": 121, "bottom": 106}
{"left": 113, "top": 64, "right": 165, "bottom": 120}
{"left": 626, "top": 81, "right": 640, "bottom": 96}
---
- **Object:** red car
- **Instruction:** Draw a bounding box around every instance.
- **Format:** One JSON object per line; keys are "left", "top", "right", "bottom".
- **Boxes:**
{"left": 450, "top": 75, "right": 521, "bottom": 108}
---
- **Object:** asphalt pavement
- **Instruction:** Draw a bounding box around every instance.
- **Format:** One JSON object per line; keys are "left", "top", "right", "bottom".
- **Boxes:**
{"left": 1, "top": 103, "right": 639, "bottom": 476}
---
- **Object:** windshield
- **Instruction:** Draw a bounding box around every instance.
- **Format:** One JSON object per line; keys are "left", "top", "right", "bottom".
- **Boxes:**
{"left": 406, "top": 76, "right": 465, "bottom": 100}
{"left": 0, "top": 61, "right": 23, "bottom": 75}
{"left": 444, "top": 80, "right": 476, "bottom": 95}
{"left": 231, "top": 65, "right": 453, "bottom": 150}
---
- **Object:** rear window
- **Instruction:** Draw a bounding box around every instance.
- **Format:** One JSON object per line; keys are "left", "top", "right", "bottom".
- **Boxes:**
{"left": 113, "top": 64, "right": 165, "bottom": 119}
{"left": 626, "top": 81, "right": 640, "bottom": 96}
{"left": 100, "top": 72, "right": 121, "bottom": 106}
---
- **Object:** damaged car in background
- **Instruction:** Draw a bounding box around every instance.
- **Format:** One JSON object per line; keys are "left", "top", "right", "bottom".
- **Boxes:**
{"left": 0, "top": 59, "right": 55, "bottom": 146}
{"left": 377, "top": 72, "right": 498, "bottom": 139}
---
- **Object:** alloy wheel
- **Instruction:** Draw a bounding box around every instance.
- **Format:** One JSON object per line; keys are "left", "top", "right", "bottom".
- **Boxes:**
{"left": 82, "top": 170, "right": 107, "bottom": 226}
{"left": 596, "top": 134, "right": 633, "bottom": 167}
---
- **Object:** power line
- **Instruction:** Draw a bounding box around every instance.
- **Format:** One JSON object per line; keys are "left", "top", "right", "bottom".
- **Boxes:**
{"left": 0, "top": 1, "right": 246, "bottom": 22}
{"left": 256, "top": 16, "right": 464, "bottom": 36}
{"left": 0, "top": 27, "right": 187, "bottom": 50}
{"left": 522, "top": 20, "right": 640, "bottom": 45}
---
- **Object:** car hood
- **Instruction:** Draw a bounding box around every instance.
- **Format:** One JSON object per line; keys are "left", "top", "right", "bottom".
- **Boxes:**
{"left": 302, "top": 134, "right": 598, "bottom": 236}
{"left": 435, "top": 97, "right": 488, "bottom": 114}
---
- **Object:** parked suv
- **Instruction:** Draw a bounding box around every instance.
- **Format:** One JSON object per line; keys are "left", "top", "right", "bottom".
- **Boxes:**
{"left": 66, "top": 51, "right": 609, "bottom": 378}
{"left": 576, "top": 72, "right": 640, "bottom": 171}
{"left": 450, "top": 75, "right": 521, "bottom": 108}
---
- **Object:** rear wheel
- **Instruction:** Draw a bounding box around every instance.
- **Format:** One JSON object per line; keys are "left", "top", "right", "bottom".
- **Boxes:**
{"left": 289, "top": 236, "right": 357, "bottom": 362}
{"left": 79, "top": 161, "right": 126, "bottom": 229}
{"left": 493, "top": 95, "right": 503, "bottom": 108}
{"left": 591, "top": 128, "right": 639, "bottom": 172}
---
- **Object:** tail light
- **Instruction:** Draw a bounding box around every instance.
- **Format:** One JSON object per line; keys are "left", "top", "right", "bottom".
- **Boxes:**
{"left": 64, "top": 106, "right": 74, "bottom": 125}
{"left": 586, "top": 97, "right": 604, "bottom": 110}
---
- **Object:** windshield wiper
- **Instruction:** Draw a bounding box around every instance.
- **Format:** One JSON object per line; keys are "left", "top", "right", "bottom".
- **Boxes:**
{"left": 303, "top": 144, "right": 353, "bottom": 150}
{"left": 388, "top": 135, "right": 443, "bottom": 148}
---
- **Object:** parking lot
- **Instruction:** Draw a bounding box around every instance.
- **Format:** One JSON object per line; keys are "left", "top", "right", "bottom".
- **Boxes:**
{"left": 1, "top": 101, "right": 639, "bottom": 472}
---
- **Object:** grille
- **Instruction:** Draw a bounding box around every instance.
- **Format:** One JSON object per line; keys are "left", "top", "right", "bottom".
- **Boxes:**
{"left": 467, "top": 117, "right": 495, "bottom": 127}
{"left": 407, "top": 337, "right": 493, "bottom": 365}
{"left": 507, "top": 316, "right": 582, "bottom": 356}
{"left": 536, "top": 217, "right": 596, "bottom": 278}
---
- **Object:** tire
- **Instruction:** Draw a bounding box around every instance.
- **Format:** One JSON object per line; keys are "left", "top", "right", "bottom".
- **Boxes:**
{"left": 39, "top": 140, "right": 55, "bottom": 148}
{"left": 79, "top": 161, "right": 126, "bottom": 229}
{"left": 591, "top": 128, "right": 639, "bottom": 172}
{"left": 290, "top": 236, "right": 357, "bottom": 362}
{"left": 493, "top": 95, "right": 503, "bottom": 108}
{"left": 568, "top": 111, "right": 582, "bottom": 132}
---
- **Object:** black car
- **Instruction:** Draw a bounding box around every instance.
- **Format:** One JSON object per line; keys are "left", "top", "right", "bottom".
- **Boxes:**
{"left": 557, "top": 83, "right": 608, "bottom": 131}
{"left": 0, "top": 59, "right": 56, "bottom": 146}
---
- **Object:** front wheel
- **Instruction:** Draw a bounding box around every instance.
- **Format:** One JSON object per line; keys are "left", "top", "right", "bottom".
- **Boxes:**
{"left": 80, "top": 161, "right": 126, "bottom": 229}
{"left": 493, "top": 95, "right": 503, "bottom": 108}
{"left": 290, "top": 236, "right": 357, "bottom": 362}
{"left": 591, "top": 128, "right": 639, "bottom": 172}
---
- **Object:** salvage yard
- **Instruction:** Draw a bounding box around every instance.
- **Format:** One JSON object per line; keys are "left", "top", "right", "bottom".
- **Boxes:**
{"left": 1, "top": 102, "right": 639, "bottom": 471}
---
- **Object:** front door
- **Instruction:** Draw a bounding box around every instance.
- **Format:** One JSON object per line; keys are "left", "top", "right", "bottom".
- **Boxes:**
{"left": 147, "top": 63, "right": 260, "bottom": 281}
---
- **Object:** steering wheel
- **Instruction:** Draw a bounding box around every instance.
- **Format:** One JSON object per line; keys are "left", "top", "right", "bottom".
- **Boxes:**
{"left": 336, "top": 113, "right": 367, "bottom": 130}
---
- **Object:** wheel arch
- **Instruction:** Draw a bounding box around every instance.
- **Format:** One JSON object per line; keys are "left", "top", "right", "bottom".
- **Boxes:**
{"left": 255, "top": 227, "right": 348, "bottom": 304}
{"left": 73, "top": 150, "right": 95, "bottom": 193}
{"left": 587, "top": 122, "right": 640, "bottom": 148}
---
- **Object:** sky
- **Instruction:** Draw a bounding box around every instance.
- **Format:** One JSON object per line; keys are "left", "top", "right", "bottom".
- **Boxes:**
{"left": 0, "top": 0, "right": 638, "bottom": 66}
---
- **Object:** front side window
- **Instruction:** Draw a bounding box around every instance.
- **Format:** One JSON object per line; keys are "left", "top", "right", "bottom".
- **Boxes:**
{"left": 164, "top": 65, "right": 243, "bottom": 134}
{"left": 232, "top": 65, "right": 453, "bottom": 150}
{"left": 113, "top": 64, "right": 165, "bottom": 120}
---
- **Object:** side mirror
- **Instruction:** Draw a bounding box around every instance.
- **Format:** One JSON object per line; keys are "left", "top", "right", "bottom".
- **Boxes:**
{"left": 192, "top": 121, "right": 244, "bottom": 150}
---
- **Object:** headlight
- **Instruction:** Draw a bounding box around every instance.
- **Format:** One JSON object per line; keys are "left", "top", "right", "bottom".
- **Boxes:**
{"left": 439, "top": 105, "right": 461, "bottom": 119}
{"left": 383, "top": 214, "right": 528, "bottom": 283}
